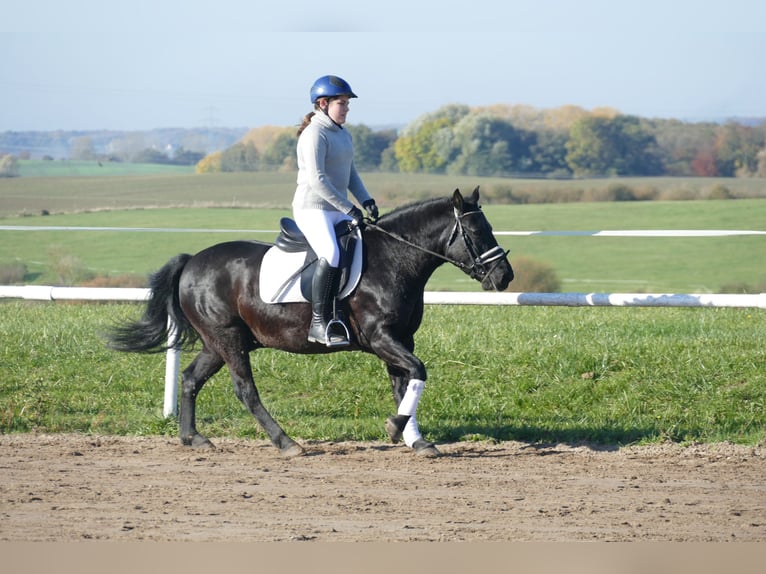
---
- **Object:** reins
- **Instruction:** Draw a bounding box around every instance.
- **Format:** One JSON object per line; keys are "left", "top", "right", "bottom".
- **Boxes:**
{"left": 363, "top": 208, "right": 509, "bottom": 281}
{"left": 364, "top": 219, "right": 463, "bottom": 269}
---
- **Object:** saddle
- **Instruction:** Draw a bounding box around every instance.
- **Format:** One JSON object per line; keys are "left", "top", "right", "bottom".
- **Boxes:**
{"left": 259, "top": 218, "right": 363, "bottom": 304}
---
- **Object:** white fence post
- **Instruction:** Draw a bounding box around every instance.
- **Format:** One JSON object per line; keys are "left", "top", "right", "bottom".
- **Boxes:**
{"left": 163, "top": 319, "right": 181, "bottom": 418}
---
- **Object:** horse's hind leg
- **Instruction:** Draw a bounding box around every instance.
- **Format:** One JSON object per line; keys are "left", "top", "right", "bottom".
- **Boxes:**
{"left": 219, "top": 342, "right": 304, "bottom": 457}
{"left": 179, "top": 346, "right": 224, "bottom": 448}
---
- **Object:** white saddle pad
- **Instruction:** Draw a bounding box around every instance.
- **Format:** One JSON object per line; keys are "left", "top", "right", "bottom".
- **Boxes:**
{"left": 259, "top": 228, "right": 363, "bottom": 304}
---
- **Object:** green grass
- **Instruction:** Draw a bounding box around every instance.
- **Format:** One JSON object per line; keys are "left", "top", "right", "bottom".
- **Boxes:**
{"left": 439, "top": 200, "right": 766, "bottom": 293}
{"left": 1, "top": 199, "right": 764, "bottom": 292}
{"left": 1, "top": 302, "right": 764, "bottom": 446}
{"left": 3, "top": 169, "right": 766, "bottom": 219}
{"left": 2, "top": 170, "right": 764, "bottom": 447}
{"left": 17, "top": 160, "right": 195, "bottom": 177}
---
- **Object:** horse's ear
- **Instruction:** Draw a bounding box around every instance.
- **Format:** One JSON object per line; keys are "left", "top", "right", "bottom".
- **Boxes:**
{"left": 470, "top": 186, "right": 480, "bottom": 204}
{"left": 452, "top": 188, "right": 464, "bottom": 211}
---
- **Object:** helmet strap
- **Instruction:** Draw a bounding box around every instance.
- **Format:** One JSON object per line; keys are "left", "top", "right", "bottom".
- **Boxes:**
{"left": 317, "top": 98, "right": 343, "bottom": 128}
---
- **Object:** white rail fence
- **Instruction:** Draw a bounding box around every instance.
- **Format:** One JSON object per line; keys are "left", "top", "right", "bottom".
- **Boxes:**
{"left": 2, "top": 285, "right": 764, "bottom": 418}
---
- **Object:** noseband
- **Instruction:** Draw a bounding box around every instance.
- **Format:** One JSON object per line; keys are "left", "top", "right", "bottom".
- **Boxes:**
{"left": 446, "top": 208, "right": 509, "bottom": 282}
{"left": 365, "top": 207, "right": 509, "bottom": 284}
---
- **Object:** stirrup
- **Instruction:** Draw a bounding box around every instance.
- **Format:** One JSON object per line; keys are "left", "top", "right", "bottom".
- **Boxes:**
{"left": 324, "top": 318, "right": 351, "bottom": 348}
{"left": 323, "top": 295, "right": 350, "bottom": 348}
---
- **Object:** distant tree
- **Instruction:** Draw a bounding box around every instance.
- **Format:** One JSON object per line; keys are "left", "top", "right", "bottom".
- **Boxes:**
{"left": 132, "top": 148, "right": 170, "bottom": 164}
{"left": 196, "top": 151, "right": 223, "bottom": 174}
{"left": 452, "top": 113, "right": 540, "bottom": 176}
{"left": 394, "top": 116, "right": 453, "bottom": 173}
{"left": 566, "top": 116, "right": 612, "bottom": 175}
{"left": 616, "top": 116, "right": 665, "bottom": 175}
{"left": 649, "top": 119, "right": 717, "bottom": 176}
{"left": 172, "top": 147, "right": 205, "bottom": 166}
{"left": 379, "top": 145, "right": 399, "bottom": 172}
{"left": 347, "top": 124, "right": 397, "bottom": 171}
{"left": 529, "top": 130, "right": 571, "bottom": 176}
{"left": 261, "top": 131, "right": 297, "bottom": 171}
{"left": 542, "top": 105, "right": 591, "bottom": 131}
{"left": 394, "top": 105, "right": 470, "bottom": 173}
{"left": 473, "top": 103, "right": 589, "bottom": 133}
{"left": 220, "top": 141, "right": 258, "bottom": 172}
{"left": 714, "top": 122, "right": 765, "bottom": 176}
{"left": 757, "top": 147, "right": 766, "bottom": 177}
{"left": 400, "top": 104, "right": 471, "bottom": 137}
{"left": 566, "top": 115, "right": 663, "bottom": 176}
{"left": 690, "top": 148, "right": 719, "bottom": 177}
{"left": 448, "top": 114, "right": 527, "bottom": 176}
{"left": 241, "top": 126, "right": 293, "bottom": 154}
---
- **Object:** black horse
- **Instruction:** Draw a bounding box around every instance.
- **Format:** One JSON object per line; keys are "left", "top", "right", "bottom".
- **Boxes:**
{"left": 107, "top": 187, "right": 513, "bottom": 457}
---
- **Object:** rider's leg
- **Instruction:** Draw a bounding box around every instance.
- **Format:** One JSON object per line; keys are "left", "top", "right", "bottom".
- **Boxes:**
{"left": 308, "top": 257, "right": 349, "bottom": 346}
{"left": 294, "top": 208, "right": 351, "bottom": 346}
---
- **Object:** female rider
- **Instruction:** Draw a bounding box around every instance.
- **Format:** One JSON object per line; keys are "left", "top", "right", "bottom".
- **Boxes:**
{"left": 292, "top": 75, "right": 379, "bottom": 346}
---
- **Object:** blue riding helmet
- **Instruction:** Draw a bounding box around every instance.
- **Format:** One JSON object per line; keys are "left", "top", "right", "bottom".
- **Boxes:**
{"left": 310, "top": 75, "right": 357, "bottom": 104}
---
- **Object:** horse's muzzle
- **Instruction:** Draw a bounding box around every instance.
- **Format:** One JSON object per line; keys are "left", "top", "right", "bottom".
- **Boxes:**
{"left": 480, "top": 255, "right": 514, "bottom": 291}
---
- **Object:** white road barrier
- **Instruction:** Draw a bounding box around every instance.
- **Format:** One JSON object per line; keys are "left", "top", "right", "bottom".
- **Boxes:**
{"left": 423, "top": 291, "right": 766, "bottom": 308}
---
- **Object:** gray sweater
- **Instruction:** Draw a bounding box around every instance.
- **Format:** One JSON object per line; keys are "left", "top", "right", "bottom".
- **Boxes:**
{"left": 292, "top": 112, "right": 372, "bottom": 212}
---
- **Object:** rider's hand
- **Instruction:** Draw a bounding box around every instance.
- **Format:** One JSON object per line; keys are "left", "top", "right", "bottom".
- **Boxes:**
{"left": 347, "top": 206, "right": 364, "bottom": 225}
{"left": 363, "top": 199, "right": 379, "bottom": 222}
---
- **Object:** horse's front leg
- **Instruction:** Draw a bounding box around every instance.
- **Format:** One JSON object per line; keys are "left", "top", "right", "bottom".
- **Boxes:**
{"left": 373, "top": 335, "right": 439, "bottom": 457}
{"left": 179, "top": 347, "right": 224, "bottom": 449}
{"left": 226, "top": 352, "right": 304, "bottom": 457}
{"left": 384, "top": 364, "right": 411, "bottom": 442}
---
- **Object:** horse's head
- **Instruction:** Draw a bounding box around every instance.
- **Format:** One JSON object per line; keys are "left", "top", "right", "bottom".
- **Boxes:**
{"left": 446, "top": 187, "right": 514, "bottom": 291}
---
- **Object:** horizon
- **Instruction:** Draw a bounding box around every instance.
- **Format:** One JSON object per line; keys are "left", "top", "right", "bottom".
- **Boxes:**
{"left": 3, "top": 109, "right": 766, "bottom": 136}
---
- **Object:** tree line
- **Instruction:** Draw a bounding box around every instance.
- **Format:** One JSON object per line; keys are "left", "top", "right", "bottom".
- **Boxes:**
{"left": 196, "top": 104, "right": 766, "bottom": 178}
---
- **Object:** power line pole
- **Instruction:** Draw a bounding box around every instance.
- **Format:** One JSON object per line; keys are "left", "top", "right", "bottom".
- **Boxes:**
{"left": 200, "top": 106, "right": 221, "bottom": 153}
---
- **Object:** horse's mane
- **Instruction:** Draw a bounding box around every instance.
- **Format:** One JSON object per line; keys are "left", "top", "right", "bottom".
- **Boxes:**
{"left": 375, "top": 196, "right": 452, "bottom": 229}
{"left": 373, "top": 191, "right": 481, "bottom": 232}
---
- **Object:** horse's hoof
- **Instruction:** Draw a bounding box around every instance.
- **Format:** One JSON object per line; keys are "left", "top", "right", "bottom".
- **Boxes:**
{"left": 191, "top": 435, "right": 215, "bottom": 449}
{"left": 182, "top": 434, "right": 215, "bottom": 449}
{"left": 412, "top": 439, "right": 440, "bottom": 458}
{"left": 385, "top": 416, "right": 404, "bottom": 443}
{"left": 280, "top": 443, "right": 305, "bottom": 458}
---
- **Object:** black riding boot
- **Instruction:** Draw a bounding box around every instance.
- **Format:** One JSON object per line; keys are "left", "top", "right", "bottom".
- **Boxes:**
{"left": 308, "top": 258, "right": 350, "bottom": 347}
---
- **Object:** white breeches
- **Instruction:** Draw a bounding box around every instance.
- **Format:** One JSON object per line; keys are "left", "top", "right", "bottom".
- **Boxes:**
{"left": 293, "top": 208, "right": 352, "bottom": 268}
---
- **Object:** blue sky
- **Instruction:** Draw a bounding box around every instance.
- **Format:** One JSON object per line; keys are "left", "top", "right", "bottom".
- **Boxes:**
{"left": 2, "top": 0, "right": 765, "bottom": 131}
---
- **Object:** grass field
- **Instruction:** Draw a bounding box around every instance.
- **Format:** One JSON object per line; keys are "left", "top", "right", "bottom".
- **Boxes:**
{"left": 1, "top": 196, "right": 764, "bottom": 293}
{"left": 1, "top": 167, "right": 764, "bottom": 446}
{"left": 1, "top": 302, "right": 763, "bottom": 446}
{"left": 16, "top": 160, "right": 196, "bottom": 178}
{"left": 3, "top": 165, "right": 766, "bottom": 218}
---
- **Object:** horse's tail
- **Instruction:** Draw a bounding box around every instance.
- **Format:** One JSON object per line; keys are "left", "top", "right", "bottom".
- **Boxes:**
{"left": 106, "top": 253, "right": 198, "bottom": 354}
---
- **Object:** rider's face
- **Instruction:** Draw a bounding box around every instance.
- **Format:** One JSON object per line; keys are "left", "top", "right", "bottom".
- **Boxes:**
{"left": 323, "top": 97, "right": 350, "bottom": 125}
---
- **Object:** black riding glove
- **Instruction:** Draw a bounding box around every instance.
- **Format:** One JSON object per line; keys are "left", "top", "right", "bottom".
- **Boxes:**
{"left": 347, "top": 205, "right": 364, "bottom": 225}
{"left": 363, "top": 199, "right": 379, "bottom": 222}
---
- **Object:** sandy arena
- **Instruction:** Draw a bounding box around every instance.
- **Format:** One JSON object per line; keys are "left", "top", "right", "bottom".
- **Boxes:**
{"left": 1, "top": 433, "right": 764, "bottom": 542}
